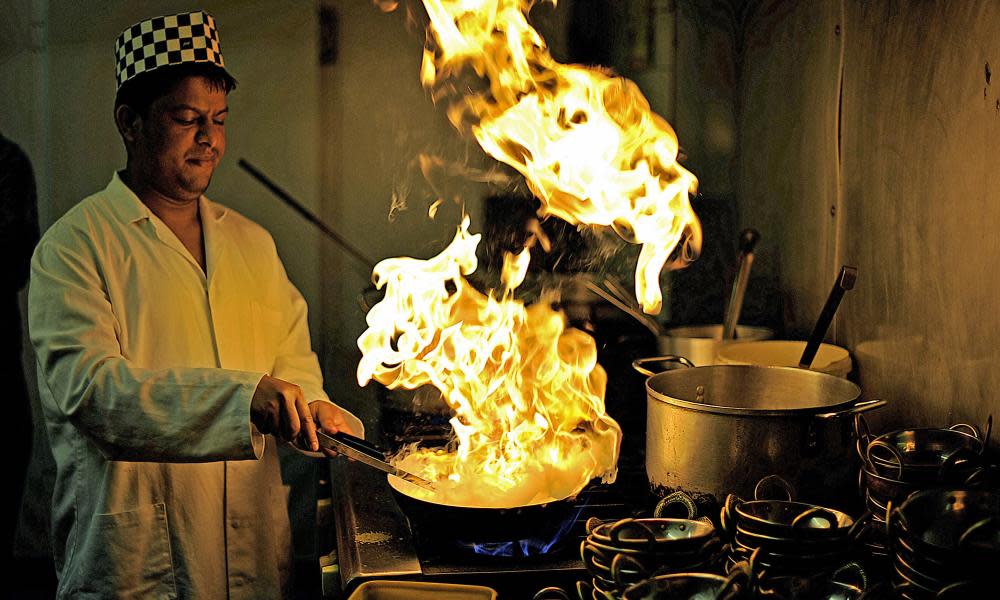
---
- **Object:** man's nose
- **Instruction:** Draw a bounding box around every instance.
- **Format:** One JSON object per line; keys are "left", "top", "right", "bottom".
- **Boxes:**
{"left": 196, "top": 122, "right": 220, "bottom": 147}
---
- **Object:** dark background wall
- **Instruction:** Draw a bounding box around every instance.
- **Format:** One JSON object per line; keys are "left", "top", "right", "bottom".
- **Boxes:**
{"left": 732, "top": 0, "right": 1000, "bottom": 434}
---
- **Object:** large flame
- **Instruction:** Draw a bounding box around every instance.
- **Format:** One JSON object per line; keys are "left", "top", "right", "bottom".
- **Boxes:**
{"left": 358, "top": 0, "right": 701, "bottom": 508}
{"left": 358, "top": 217, "right": 621, "bottom": 507}
{"left": 420, "top": 0, "right": 701, "bottom": 314}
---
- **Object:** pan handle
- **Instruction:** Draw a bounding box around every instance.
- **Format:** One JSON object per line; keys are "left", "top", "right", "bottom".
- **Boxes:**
{"left": 631, "top": 355, "right": 695, "bottom": 377}
{"left": 815, "top": 399, "right": 887, "bottom": 420}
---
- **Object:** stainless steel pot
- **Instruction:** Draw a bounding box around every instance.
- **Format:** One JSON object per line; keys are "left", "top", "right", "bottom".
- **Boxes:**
{"left": 657, "top": 325, "right": 774, "bottom": 366}
{"left": 633, "top": 357, "right": 886, "bottom": 507}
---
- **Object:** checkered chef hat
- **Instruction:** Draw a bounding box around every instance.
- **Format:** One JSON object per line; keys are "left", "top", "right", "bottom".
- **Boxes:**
{"left": 115, "top": 10, "right": 227, "bottom": 89}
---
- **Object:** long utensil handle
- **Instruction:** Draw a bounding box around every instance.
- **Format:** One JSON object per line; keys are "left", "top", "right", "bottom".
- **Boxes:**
{"left": 238, "top": 158, "right": 376, "bottom": 272}
{"left": 722, "top": 229, "right": 760, "bottom": 340}
{"left": 631, "top": 355, "right": 695, "bottom": 376}
{"left": 328, "top": 431, "right": 386, "bottom": 460}
{"left": 799, "top": 265, "right": 858, "bottom": 368}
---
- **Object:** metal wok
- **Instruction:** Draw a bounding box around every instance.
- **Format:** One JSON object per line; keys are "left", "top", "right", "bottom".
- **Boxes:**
{"left": 387, "top": 475, "right": 581, "bottom": 552}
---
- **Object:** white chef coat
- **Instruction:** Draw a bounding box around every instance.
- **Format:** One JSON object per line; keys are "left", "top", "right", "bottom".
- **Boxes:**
{"left": 28, "top": 172, "right": 360, "bottom": 599}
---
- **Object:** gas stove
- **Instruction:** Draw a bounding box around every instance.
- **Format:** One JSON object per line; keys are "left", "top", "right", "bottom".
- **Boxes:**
{"left": 323, "top": 456, "right": 655, "bottom": 599}
{"left": 317, "top": 316, "right": 659, "bottom": 598}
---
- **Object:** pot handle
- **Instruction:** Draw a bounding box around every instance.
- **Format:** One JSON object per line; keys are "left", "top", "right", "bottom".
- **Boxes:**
{"left": 847, "top": 511, "right": 873, "bottom": 543}
{"left": 585, "top": 517, "right": 605, "bottom": 535}
{"left": 949, "top": 422, "right": 981, "bottom": 439}
{"left": 936, "top": 581, "right": 980, "bottom": 599}
{"left": 718, "top": 561, "right": 751, "bottom": 598}
{"left": 832, "top": 561, "right": 868, "bottom": 591}
{"left": 533, "top": 587, "right": 572, "bottom": 600}
{"left": 754, "top": 474, "right": 795, "bottom": 501}
{"left": 631, "top": 355, "right": 695, "bottom": 376}
{"left": 885, "top": 498, "right": 911, "bottom": 544}
{"left": 610, "top": 553, "right": 647, "bottom": 587}
{"left": 815, "top": 399, "right": 887, "bottom": 420}
{"left": 985, "top": 414, "right": 993, "bottom": 450}
{"left": 653, "top": 490, "right": 698, "bottom": 519}
{"left": 958, "top": 517, "right": 998, "bottom": 550}
{"left": 720, "top": 494, "right": 740, "bottom": 538}
{"left": 854, "top": 414, "right": 873, "bottom": 460}
{"left": 608, "top": 518, "right": 657, "bottom": 549}
{"left": 866, "top": 439, "right": 905, "bottom": 480}
{"left": 580, "top": 539, "right": 612, "bottom": 570}
{"left": 963, "top": 466, "right": 990, "bottom": 488}
{"left": 939, "top": 447, "right": 983, "bottom": 479}
{"left": 953, "top": 415, "right": 995, "bottom": 453}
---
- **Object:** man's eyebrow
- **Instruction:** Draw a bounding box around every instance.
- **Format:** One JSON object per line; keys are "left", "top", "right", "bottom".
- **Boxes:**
{"left": 169, "top": 104, "right": 228, "bottom": 114}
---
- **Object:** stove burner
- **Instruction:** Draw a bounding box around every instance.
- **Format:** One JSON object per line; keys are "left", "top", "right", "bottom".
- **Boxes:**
{"left": 466, "top": 501, "right": 586, "bottom": 557}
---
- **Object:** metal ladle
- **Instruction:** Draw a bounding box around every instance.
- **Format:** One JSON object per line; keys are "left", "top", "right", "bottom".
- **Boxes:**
{"left": 721, "top": 228, "right": 760, "bottom": 340}
{"left": 799, "top": 265, "right": 858, "bottom": 369}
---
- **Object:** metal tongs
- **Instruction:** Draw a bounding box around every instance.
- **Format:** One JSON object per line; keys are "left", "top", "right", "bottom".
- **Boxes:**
{"left": 316, "top": 430, "right": 436, "bottom": 491}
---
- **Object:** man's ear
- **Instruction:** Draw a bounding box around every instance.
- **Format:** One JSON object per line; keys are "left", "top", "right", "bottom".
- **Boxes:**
{"left": 114, "top": 104, "right": 141, "bottom": 144}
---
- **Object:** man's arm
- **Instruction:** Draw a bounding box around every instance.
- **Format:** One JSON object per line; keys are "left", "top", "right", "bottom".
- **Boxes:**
{"left": 268, "top": 260, "right": 364, "bottom": 439}
{"left": 29, "top": 233, "right": 268, "bottom": 462}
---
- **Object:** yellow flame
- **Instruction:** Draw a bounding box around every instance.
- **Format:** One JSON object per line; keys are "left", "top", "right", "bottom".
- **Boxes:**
{"left": 358, "top": 217, "right": 621, "bottom": 507}
{"left": 420, "top": 0, "right": 701, "bottom": 314}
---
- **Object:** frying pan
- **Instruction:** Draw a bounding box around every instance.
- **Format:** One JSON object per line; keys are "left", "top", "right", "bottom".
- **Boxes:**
{"left": 387, "top": 475, "right": 582, "bottom": 550}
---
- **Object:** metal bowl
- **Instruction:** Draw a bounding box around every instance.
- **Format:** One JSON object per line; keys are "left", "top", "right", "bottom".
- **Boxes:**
{"left": 733, "top": 524, "right": 853, "bottom": 556}
{"left": 583, "top": 536, "right": 717, "bottom": 561}
{"left": 725, "top": 495, "right": 855, "bottom": 540}
{"left": 621, "top": 572, "right": 748, "bottom": 600}
{"left": 865, "top": 427, "right": 986, "bottom": 480}
{"left": 582, "top": 538, "right": 719, "bottom": 586}
{"left": 730, "top": 540, "right": 851, "bottom": 573}
{"left": 587, "top": 517, "right": 716, "bottom": 552}
{"left": 758, "top": 576, "right": 865, "bottom": 600}
{"left": 892, "top": 551, "right": 948, "bottom": 594}
{"left": 859, "top": 467, "right": 920, "bottom": 505}
{"left": 893, "top": 489, "right": 1000, "bottom": 556}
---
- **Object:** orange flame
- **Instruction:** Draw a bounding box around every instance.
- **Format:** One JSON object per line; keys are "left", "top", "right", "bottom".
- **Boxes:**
{"left": 420, "top": 0, "right": 701, "bottom": 314}
{"left": 358, "top": 217, "right": 621, "bottom": 506}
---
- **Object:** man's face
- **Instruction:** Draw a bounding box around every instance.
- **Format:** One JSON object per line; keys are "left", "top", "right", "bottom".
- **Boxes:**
{"left": 131, "top": 75, "right": 228, "bottom": 202}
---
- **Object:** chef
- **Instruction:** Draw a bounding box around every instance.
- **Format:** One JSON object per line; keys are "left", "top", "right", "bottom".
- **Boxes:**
{"left": 28, "top": 10, "right": 360, "bottom": 599}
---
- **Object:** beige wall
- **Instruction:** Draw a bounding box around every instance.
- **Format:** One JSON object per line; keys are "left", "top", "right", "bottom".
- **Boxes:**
{"left": 320, "top": 1, "right": 500, "bottom": 424}
{"left": 734, "top": 0, "right": 1000, "bottom": 438}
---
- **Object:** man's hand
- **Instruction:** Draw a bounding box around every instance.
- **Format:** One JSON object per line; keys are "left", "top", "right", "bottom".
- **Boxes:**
{"left": 310, "top": 401, "right": 360, "bottom": 458}
{"left": 250, "top": 375, "right": 318, "bottom": 451}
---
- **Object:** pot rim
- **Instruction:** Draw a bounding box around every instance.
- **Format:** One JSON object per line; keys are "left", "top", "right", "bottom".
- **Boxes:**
{"left": 663, "top": 324, "right": 775, "bottom": 339}
{"left": 644, "top": 364, "right": 862, "bottom": 416}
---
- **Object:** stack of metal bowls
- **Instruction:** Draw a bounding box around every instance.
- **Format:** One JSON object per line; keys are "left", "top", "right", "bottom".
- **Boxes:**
{"left": 753, "top": 561, "right": 869, "bottom": 600}
{"left": 581, "top": 494, "right": 722, "bottom": 599}
{"left": 720, "top": 478, "right": 862, "bottom": 579}
{"left": 620, "top": 569, "right": 751, "bottom": 600}
{"left": 855, "top": 415, "right": 992, "bottom": 559}
{"left": 886, "top": 489, "right": 999, "bottom": 598}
